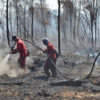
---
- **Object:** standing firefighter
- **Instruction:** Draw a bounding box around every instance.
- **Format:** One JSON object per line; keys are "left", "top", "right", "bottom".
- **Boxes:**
{"left": 10, "top": 36, "right": 27, "bottom": 70}
{"left": 42, "top": 38, "right": 59, "bottom": 78}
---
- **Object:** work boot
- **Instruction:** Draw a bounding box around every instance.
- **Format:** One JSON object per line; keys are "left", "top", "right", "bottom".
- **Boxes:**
{"left": 45, "top": 70, "right": 51, "bottom": 77}
{"left": 52, "top": 74, "right": 57, "bottom": 78}
{"left": 51, "top": 68, "right": 57, "bottom": 78}
{"left": 46, "top": 72, "right": 51, "bottom": 78}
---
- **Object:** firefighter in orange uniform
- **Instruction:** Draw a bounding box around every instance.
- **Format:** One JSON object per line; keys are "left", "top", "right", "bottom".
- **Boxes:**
{"left": 42, "top": 38, "right": 59, "bottom": 78}
{"left": 10, "top": 36, "right": 27, "bottom": 70}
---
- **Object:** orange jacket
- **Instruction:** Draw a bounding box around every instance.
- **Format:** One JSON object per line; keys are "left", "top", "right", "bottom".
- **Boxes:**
{"left": 12, "top": 38, "right": 27, "bottom": 55}
{"left": 45, "top": 42, "right": 57, "bottom": 59}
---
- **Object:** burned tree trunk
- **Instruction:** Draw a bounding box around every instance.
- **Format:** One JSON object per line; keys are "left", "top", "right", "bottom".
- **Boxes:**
{"left": 40, "top": 0, "right": 47, "bottom": 37}
{"left": 6, "top": 0, "right": 10, "bottom": 47}
{"left": 58, "top": 0, "right": 61, "bottom": 54}
{"left": 31, "top": 3, "right": 34, "bottom": 39}
{"left": 24, "top": 1, "right": 27, "bottom": 39}
{"left": 16, "top": 3, "right": 19, "bottom": 36}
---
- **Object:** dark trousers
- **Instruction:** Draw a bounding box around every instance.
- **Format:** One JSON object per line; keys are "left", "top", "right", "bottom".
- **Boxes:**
{"left": 44, "top": 57, "right": 57, "bottom": 77}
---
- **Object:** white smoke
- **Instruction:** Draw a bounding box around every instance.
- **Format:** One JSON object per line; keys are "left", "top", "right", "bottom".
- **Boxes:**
{"left": 0, "top": 54, "right": 30, "bottom": 77}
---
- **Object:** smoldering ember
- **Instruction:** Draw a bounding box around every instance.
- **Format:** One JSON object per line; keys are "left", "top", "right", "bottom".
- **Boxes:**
{"left": 0, "top": 0, "right": 100, "bottom": 100}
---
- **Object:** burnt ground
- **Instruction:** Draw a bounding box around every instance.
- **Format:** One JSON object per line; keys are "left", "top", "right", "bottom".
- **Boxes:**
{"left": 0, "top": 53, "right": 100, "bottom": 100}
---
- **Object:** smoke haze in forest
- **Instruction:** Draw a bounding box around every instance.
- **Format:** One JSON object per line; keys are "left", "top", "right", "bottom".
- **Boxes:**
{"left": 46, "top": 0, "right": 58, "bottom": 10}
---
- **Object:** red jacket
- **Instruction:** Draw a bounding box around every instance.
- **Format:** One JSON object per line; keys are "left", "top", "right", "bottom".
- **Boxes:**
{"left": 45, "top": 42, "right": 57, "bottom": 59}
{"left": 12, "top": 38, "right": 27, "bottom": 55}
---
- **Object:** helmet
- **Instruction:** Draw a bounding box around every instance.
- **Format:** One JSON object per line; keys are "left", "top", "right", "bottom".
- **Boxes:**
{"left": 12, "top": 35, "right": 17, "bottom": 41}
{"left": 42, "top": 38, "right": 48, "bottom": 45}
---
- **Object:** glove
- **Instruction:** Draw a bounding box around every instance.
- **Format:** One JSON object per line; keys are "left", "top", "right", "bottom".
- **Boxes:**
{"left": 40, "top": 48, "right": 43, "bottom": 51}
{"left": 9, "top": 51, "right": 13, "bottom": 54}
{"left": 9, "top": 50, "right": 16, "bottom": 54}
{"left": 43, "top": 50, "right": 46, "bottom": 53}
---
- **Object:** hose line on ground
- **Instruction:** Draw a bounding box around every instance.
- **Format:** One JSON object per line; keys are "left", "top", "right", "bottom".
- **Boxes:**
{"left": 86, "top": 52, "right": 100, "bottom": 79}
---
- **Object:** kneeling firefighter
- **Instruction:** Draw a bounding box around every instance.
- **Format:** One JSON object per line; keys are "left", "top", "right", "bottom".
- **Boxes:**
{"left": 10, "top": 35, "right": 28, "bottom": 70}
{"left": 42, "top": 38, "right": 59, "bottom": 78}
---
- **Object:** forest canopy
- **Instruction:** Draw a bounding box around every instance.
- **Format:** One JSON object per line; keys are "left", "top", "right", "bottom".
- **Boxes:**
{"left": 0, "top": 0, "right": 100, "bottom": 52}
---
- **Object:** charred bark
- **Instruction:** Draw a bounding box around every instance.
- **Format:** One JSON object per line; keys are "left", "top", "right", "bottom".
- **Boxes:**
{"left": 6, "top": 0, "right": 10, "bottom": 47}
{"left": 58, "top": 0, "right": 61, "bottom": 54}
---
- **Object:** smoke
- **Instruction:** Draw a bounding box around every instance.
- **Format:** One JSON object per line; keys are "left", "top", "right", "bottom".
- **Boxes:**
{"left": 0, "top": 54, "right": 30, "bottom": 77}
{"left": 0, "top": 54, "right": 10, "bottom": 76}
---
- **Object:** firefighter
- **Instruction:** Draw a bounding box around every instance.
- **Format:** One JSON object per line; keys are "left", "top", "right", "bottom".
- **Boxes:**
{"left": 10, "top": 35, "right": 27, "bottom": 70}
{"left": 42, "top": 38, "right": 59, "bottom": 78}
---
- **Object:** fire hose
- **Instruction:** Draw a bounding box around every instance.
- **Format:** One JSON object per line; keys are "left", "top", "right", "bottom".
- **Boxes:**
{"left": 86, "top": 52, "right": 100, "bottom": 78}
{"left": 48, "top": 52, "right": 100, "bottom": 81}
{"left": 21, "top": 39, "right": 100, "bottom": 81}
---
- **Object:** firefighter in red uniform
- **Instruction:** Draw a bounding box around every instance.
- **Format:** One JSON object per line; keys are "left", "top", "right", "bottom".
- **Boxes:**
{"left": 42, "top": 38, "right": 59, "bottom": 78}
{"left": 10, "top": 36, "right": 27, "bottom": 70}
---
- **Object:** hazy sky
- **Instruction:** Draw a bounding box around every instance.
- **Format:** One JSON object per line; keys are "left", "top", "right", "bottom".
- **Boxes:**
{"left": 46, "top": 0, "right": 58, "bottom": 10}
{"left": 0, "top": 0, "right": 58, "bottom": 10}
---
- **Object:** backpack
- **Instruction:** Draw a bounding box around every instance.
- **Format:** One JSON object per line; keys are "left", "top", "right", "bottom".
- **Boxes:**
{"left": 27, "top": 50, "right": 30, "bottom": 56}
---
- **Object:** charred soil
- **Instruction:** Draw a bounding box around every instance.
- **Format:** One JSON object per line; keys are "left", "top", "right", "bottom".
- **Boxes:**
{"left": 0, "top": 53, "right": 100, "bottom": 100}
